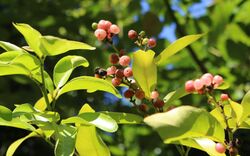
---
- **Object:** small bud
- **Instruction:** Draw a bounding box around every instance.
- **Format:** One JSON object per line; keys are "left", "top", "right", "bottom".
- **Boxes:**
{"left": 215, "top": 143, "right": 226, "bottom": 154}
{"left": 139, "top": 31, "right": 146, "bottom": 37}
{"left": 142, "top": 38, "right": 148, "bottom": 45}
{"left": 221, "top": 94, "right": 229, "bottom": 101}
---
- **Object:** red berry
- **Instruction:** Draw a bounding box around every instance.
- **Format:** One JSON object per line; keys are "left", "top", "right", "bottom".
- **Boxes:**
{"left": 194, "top": 79, "right": 204, "bottom": 91}
{"left": 104, "top": 20, "right": 112, "bottom": 30}
{"left": 215, "top": 143, "right": 226, "bottom": 153}
{"left": 112, "top": 77, "right": 121, "bottom": 86}
{"left": 221, "top": 94, "right": 229, "bottom": 101}
{"left": 119, "top": 49, "right": 125, "bottom": 57}
{"left": 213, "top": 75, "right": 224, "bottom": 88}
{"left": 185, "top": 80, "right": 195, "bottom": 93}
{"left": 98, "top": 20, "right": 111, "bottom": 30}
{"left": 115, "top": 69, "right": 124, "bottom": 78}
{"left": 109, "top": 24, "right": 120, "bottom": 34}
{"left": 94, "top": 29, "right": 107, "bottom": 41}
{"left": 124, "top": 89, "right": 134, "bottom": 98}
{"left": 123, "top": 67, "right": 133, "bottom": 77}
{"left": 147, "top": 38, "right": 157, "bottom": 48}
{"left": 201, "top": 73, "right": 213, "bottom": 86}
{"left": 135, "top": 90, "right": 145, "bottom": 99}
{"left": 107, "top": 66, "right": 117, "bottom": 75}
{"left": 151, "top": 91, "right": 159, "bottom": 99}
{"left": 139, "top": 104, "right": 148, "bottom": 112}
{"left": 119, "top": 55, "right": 130, "bottom": 66}
{"left": 128, "top": 30, "right": 137, "bottom": 39}
{"left": 153, "top": 99, "right": 165, "bottom": 108}
{"left": 109, "top": 53, "right": 119, "bottom": 64}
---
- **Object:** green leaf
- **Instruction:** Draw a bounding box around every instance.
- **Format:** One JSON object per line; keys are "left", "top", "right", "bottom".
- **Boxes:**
{"left": 34, "top": 94, "right": 53, "bottom": 111}
{"left": 0, "top": 117, "right": 35, "bottom": 131}
{"left": 75, "top": 104, "right": 110, "bottom": 156}
{"left": 13, "top": 23, "right": 43, "bottom": 58}
{"left": 32, "top": 69, "right": 54, "bottom": 93}
{"left": 210, "top": 108, "right": 227, "bottom": 129}
{"left": 6, "top": 131, "right": 40, "bottom": 156}
{"left": 144, "top": 106, "right": 225, "bottom": 144}
{"left": 132, "top": 50, "right": 157, "bottom": 98}
{"left": 54, "top": 125, "right": 77, "bottom": 156}
{"left": 0, "top": 105, "right": 12, "bottom": 121}
{"left": 40, "top": 35, "right": 95, "bottom": 56}
{"left": 0, "top": 41, "right": 23, "bottom": 51}
{"left": 154, "top": 34, "right": 204, "bottom": 66}
{"left": 57, "top": 76, "right": 121, "bottom": 99}
{"left": 241, "top": 90, "right": 250, "bottom": 122}
{"left": 0, "top": 63, "right": 30, "bottom": 76}
{"left": 101, "top": 112, "right": 143, "bottom": 124}
{"left": 53, "top": 55, "right": 89, "bottom": 88}
{"left": 229, "top": 100, "right": 243, "bottom": 125}
{"left": 76, "top": 126, "right": 110, "bottom": 156}
{"left": 62, "top": 112, "right": 118, "bottom": 132}
{"left": 163, "top": 86, "right": 189, "bottom": 109}
{"left": 215, "top": 82, "right": 230, "bottom": 90}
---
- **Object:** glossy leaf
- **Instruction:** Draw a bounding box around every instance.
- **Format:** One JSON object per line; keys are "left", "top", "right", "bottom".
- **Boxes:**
{"left": 53, "top": 55, "right": 89, "bottom": 88}
{"left": 241, "top": 90, "right": 250, "bottom": 122}
{"left": 0, "top": 63, "right": 30, "bottom": 76}
{"left": 132, "top": 50, "right": 157, "bottom": 98}
{"left": 32, "top": 69, "right": 54, "bottom": 93}
{"left": 40, "top": 35, "right": 95, "bottom": 56}
{"left": 6, "top": 130, "right": 40, "bottom": 156}
{"left": 0, "top": 117, "right": 35, "bottom": 131}
{"left": 34, "top": 94, "right": 53, "bottom": 111}
{"left": 0, "top": 51, "right": 24, "bottom": 63}
{"left": 215, "top": 82, "right": 230, "bottom": 90}
{"left": 154, "top": 34, "right": 204, "bottom": 66}
{"left": 75, "top": 104, "right": 110, "bottom": 156}
{"left": 229, "top": 100, "right": 243, "bottom": 124}
{"left": 163, "top": 86, "right": 189, "bottom": 109}
{"left": 57, "top": 76, "right": 121, "bottom": 98}
{"left": 101, "top": 112, "right": 143, "bottom": 124}
{"left": 210, "top": 108, "right": 227, "bottom": 129}
{"left": 195, "top": 138, "right": 226, "bottom": 156}
{"left": 0, "top": 105, "right": 12, "bottom": 121}
{"left": 54, "top": 125, "right": 77, "bottom": 156}
{"left": 13, "top": 23, "right": 43, "bottom": 58}
{"left": 0, "top": 41, "right": 23, "bottom": 51}
{"left": 144, "top": 106, "right": 225, "bottom": 144}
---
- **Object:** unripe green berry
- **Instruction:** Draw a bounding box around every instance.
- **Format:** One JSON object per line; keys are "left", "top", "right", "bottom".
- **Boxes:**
{"left": 139, "top": 31, "right": 146, "bottom": 37}
{"left": 92, "top": 22, "right": 98, "bottom": 30}
{"left": 142, "top": 38, "right": 149, "bottom": 45}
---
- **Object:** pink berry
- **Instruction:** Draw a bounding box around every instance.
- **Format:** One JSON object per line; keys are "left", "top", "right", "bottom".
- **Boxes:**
{"left": 109, "top": 24, "right": 120, "bottom": 34}
{"left": 201, "top": 73, "right": 213, "bottom": 86}
{"left": 128, "top": 30, "right": 137, "bottom": 39}
{"left": 194, "top": 79, "right": 204, "bottom": 91}
{"left": 135, "top": 90, "right": 145, "bottom": 99}
{"left": 185, "top": 80, "right": 195, "bottom": 93}
{"left": 104, "top": 20, "right": 112, "bottom": 30}
{"left": 147, "top": 38, "right": 157, "bottom": 48}
{"left": 107, "top": 66, "right": 117, "bottom": 75}
{"left": 151, "top": 91, "right": 159, "bottom": 99}
{"left": 94, "top": 29, "right": 107, "bottom": 41}
{"left": 112, "top": 77, "right": 122, "bottom": 86}
{"left": 119, "top": 55, "right": 130, "bottom": 66}
{"left": 115, "top": 69, "right": 124, "bottom": 78}
{"left": 97, "top": 20, "right": 111, "bottom": 30}
{"left": 215, "top": 143, "right": 226, "bottom": 153}
{"left": 221, "top": 94, "right": 229, "bottom": 101}
{"left": 213, "top": 75, "right": 224, "bottom": 88}
{"left": 109, "top": 53, "right": 119, "bottom": 64}
{"left": 123, "top": 67, "right": 133, "bottom": 77}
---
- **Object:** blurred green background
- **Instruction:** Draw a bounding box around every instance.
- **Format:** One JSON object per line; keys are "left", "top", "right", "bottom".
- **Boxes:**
{"left": 0, "top": 0, "right": 249, "bottom": 155}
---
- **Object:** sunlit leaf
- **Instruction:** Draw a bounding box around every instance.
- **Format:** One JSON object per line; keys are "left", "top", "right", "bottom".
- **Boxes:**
{"left": 132, "top": 50, "right": 157, "bottom": 98}
{"left": 144, "top": 106, "right": 224, "bottom": 144}
{"left": 210, "top": 108, "right": 227, "bottom": 129}
{"left": 53, "top": 55, "right": 89, "bottom": 88}
{"left": 57, "top": 76, "right": 121, "bottom": 98}
{"left": 13, "top": 23, "right": 43, "bottom": 58}
{"left": 0, "top": 117, "right": 35, "bottom": 131}
{"left": 6, "top": 130, "right": 40, "bottom": 156}
{"left": 155, "top": 34, "right": 204, "bottom": 66}
{"left": 101, "top": 112, "right": 143, "bottom": 124}
{"left": 40, "top": 35, "right": 95, "bottom": 56}
{"left": 229, "top": 100, "right": 243, "bottom": 125}
{"left": 0, "top": 41, "right": 23, "bottom": 51}
{"left": 241, "top": 90, "right": 250, "bottom": 122}
{"left": 34, "top": 94, "right": 53, "bottom": 111}
{"left": 0, "top": 63, "right": 30, "bottom": 76}
{"left": 215, "top": 82, "right": 230, "bottom": 90}
{"left": 0, "top": 105, "right": 12, "bottom": 121}
{"left": 54, "top": 125, "right": 77, "bottom": 156}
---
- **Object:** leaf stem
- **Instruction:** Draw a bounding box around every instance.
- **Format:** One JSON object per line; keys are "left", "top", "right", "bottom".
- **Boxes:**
{"left": 39, "top": 58, "right": 52, "bottom": 111}
{"left": 175, "top": 145, "right": 185, "bottom": 156}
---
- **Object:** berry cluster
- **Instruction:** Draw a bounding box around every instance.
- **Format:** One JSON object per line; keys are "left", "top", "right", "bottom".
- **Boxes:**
{"left": 128, "top": 30, "right": 156, "bottom": 48}
{"left": 92, "top": 20, "right": 120, "bottom": 41}
{"left": 185, "top": 73, "right": 224, "bottom": 94}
